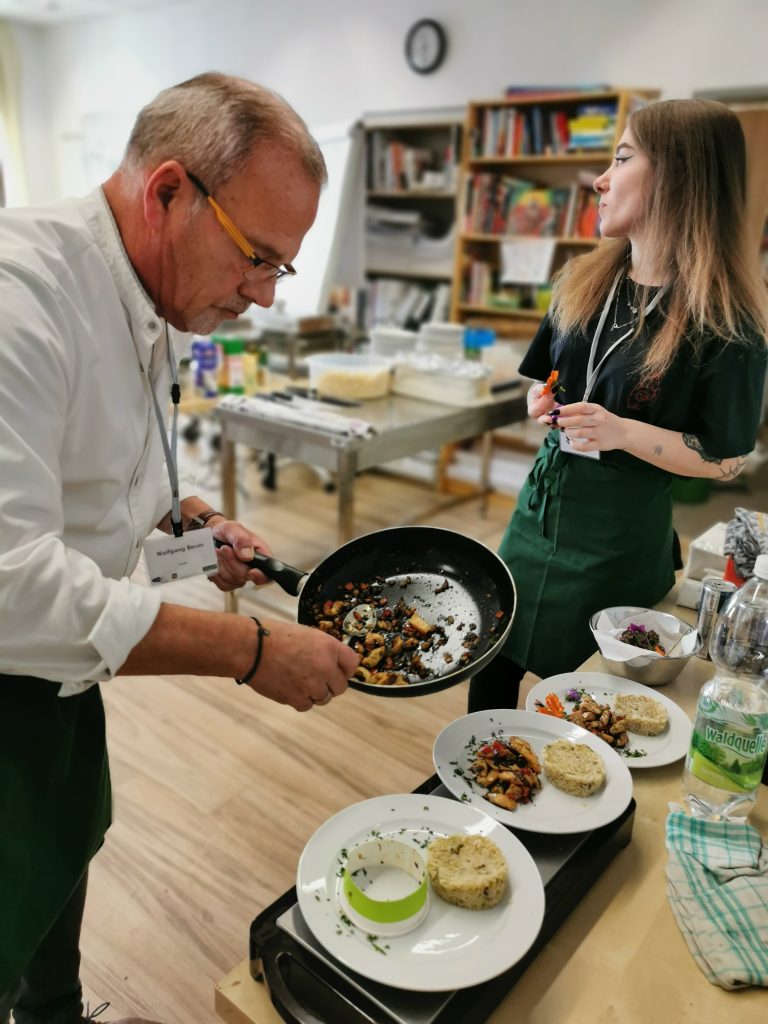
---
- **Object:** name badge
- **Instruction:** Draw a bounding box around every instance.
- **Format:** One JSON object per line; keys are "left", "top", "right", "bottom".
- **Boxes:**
{"left": 143, "top": 529, "right": 218, "bottom": 585}
{"left": 559, "top": 430, "right": 600, "bottom": 460}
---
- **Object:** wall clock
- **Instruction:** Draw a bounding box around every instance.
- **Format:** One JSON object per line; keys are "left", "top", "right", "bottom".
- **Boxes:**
{"left": 404, "top": 19, "right": 447, "bottom": 75}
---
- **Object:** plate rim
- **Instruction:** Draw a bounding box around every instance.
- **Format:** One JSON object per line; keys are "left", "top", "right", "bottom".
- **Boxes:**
{"left": 432, "top": 709, "right": 633, "bottom": 835}
{"left": 525, "top": 671, "right": 692, "bottom": 769}
{"left": 295, "top": 792, "right": 545, "bottom": 991}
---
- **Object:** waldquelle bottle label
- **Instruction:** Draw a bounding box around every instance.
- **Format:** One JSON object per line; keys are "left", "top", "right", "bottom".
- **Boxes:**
{"left": 688, "top": 695, "right": 768, "bottom": 794}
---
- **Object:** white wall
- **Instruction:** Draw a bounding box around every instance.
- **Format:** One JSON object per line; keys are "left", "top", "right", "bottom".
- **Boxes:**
{"left": 9, "top": 0, "right": 768, "bottom": 202}
{"left": 5, "top": 20, "right": 49, "bottom": 202}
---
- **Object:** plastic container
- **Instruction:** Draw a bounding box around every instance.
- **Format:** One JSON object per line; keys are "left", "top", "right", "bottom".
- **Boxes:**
{"left": 682, "top": 553, "right": 768, "bottom": 820}
{"left": 241, "top": 342, "right": 260, "bottom": 393}
{"left": 464, "top": 327, "right": 496, "bottom": 362}
{"left": 369, "top": 326, "right": 417, "bottom": 359}
{"left": 416, "top": 322, "right": 465, "bottom": 359}
{"left": 305, "top": 353, "right": 392, "bottom": 401}
{"left": 213, "top": 335, "right": 245, "bottom": 394}
{"left": 189, "top": 335, "right": 218, "bottom": 398}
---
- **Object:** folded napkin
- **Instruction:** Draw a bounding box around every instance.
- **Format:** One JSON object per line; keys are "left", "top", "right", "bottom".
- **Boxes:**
{"left": 724, "top": 507, "right": 768, "bottom": 580}
{"left": 665, "top": 808, "right": 768, "bottom": 989}
{"left": 591, "top": 609, "right": 698, "bottom": 663}
{"left": 218, "top": 394, "right": 376, "bottom": 439}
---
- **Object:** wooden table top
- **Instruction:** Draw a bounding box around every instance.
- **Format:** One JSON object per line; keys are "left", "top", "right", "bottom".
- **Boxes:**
{"left": 215, "top": 599, "right": 768, "bottom": 1023}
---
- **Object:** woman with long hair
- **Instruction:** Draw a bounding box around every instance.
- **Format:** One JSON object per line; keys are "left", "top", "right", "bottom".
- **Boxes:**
{"left": 469, "top": 98, "right": 768, "bottom": 713}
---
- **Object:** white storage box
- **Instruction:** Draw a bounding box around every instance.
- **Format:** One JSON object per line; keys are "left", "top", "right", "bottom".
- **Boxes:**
{"left": 392, "top": 354, "right": 491, "bottom": 406}
{"left": 683, "top": 522, "right": 728, "bottom": 581}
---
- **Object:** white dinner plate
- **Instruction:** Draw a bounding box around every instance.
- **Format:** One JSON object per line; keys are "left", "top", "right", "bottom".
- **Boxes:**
{"left": 433, "top": 710, "right": 633, "bottom": 835}
{"left": 526, "top": 671, "right": 692, "bottom": 768}
{"left": 296, "top": 793, "right": 545, "bottom": 991}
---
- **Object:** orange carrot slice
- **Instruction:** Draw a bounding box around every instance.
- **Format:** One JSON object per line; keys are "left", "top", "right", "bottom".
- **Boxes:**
{"left": 535, "top": 692, "right": 566, "bottom": 718}
{"left": 541, "top": 370, "right": 559, "bottom": 396}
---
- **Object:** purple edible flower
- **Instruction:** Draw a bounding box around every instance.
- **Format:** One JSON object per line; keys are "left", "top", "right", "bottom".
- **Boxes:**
{"left": 565, "top": 688, "right": 580, "bottom": 702}
{"left": 627, "top": 623, "right": 646, "bottom": 633}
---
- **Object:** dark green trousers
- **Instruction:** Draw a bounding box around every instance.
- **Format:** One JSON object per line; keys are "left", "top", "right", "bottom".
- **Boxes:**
{"left": 0, "top": 676, "right": 111, "bottom": 1014}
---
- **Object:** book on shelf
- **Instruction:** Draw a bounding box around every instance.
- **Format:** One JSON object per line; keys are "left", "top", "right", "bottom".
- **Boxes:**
{"left": 364, "top": 278, "right": 446, "bottom": 330}
{"left": 567, "top": 103, "right": 617, "bottom": 151}
{"left": 366, "top": 205, "right": 423, "bottom": 228}
{"left": 463, "top": 166, "right": 602, "bottom": 241}
{"left": 368, "top": 129, "right": 459, "bottom": 191}
{"left": 430, "top": 282, "right": 452, "bottom": 322}
{"left": 461, "top": 256, "right": 551, "bottom": 311}
{"left": 506, "top": 187, "right": 571, "bottom": 236}
{"left": 473, "top": 99, "right": 618, "bottom": 158}
{"left": 463, "top": 173, "right": 572, "bottom": 237}
{"left": 574, "top": 190, "right": 600, "bottom": 238}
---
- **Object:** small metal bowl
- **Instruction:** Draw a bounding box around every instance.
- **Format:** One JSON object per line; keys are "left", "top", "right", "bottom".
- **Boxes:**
{"left": 589, "top": 606, "right": 702, "bottom": 686}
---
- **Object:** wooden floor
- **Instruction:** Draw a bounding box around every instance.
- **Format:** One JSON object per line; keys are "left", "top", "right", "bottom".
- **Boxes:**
{"left": 74, "top": 445, "right": 768, "bottom": 1022}
{"left": 77, "top": 464, "right": 521, "bottom": 1023}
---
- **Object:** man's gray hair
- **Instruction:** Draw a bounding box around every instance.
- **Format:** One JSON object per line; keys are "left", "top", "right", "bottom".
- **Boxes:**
{"left": 122, "top": 72, "right": 327, "bottom": 190}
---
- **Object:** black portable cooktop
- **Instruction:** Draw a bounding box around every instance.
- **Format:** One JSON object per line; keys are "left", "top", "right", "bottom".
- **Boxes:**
{"left": 249, "top": 774, "right": 635, "bottom": 1024}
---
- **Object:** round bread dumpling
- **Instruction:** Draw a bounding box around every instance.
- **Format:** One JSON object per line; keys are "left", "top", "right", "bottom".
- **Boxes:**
{"left": 613, "top": 693, "right": 668, "bottom": 736}
{"left": 542, "top": 739, "right": 605, "bottom": 797}
{"left": 426, "top": 834, "right": 508, "bottom": 910}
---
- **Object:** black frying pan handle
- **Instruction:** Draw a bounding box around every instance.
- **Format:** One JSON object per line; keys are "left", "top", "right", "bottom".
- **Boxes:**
{"left": 213, "top": 539, "right": 306, "bottom": 596}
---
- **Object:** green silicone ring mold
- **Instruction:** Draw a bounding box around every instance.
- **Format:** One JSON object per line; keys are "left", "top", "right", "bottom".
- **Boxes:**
{"left": 340, "top": 838, "right": 429, "bottom": 934}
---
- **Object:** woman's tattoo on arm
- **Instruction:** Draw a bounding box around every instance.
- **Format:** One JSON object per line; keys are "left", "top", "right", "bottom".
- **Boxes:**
{"left": 682, "top": 433, "right": 723, "bottom": 465}
{"left": 682, "top": 434, "right": 748, "bottom": 480}
{"left": 653, "top": 444, "right": 663, "bottom": 456}
{"left": 716, "top": 456, "right": 747, "bottom": 481}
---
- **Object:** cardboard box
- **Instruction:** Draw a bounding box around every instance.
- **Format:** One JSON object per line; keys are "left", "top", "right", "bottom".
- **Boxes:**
{"left": 683, "top": 521, "right": 728, "bottom": 582}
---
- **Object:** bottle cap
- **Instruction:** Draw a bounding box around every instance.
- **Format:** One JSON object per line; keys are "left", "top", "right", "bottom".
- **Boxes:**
{"left": 753, "top": 554, "right": 768, "bottom": 580}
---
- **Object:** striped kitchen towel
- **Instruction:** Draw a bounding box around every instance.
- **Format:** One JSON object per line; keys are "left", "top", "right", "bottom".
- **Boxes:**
{"left": 665, "top": 808, "right": 768, "bottom": 989}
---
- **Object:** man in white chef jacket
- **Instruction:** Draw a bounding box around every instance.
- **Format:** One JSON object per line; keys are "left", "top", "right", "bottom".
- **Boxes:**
{"left": 0, "top": 72, "right": 359, "bottom": 1024}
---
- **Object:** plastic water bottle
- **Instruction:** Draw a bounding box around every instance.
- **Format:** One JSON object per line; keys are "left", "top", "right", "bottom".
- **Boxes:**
{"left": 682, "top": 554, "right": 768, "bottom": 821}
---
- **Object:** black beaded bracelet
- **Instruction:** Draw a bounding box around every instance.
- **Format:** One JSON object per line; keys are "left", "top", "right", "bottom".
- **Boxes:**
{"left": 235, "top": 616, "right": 271, "bottom": 685}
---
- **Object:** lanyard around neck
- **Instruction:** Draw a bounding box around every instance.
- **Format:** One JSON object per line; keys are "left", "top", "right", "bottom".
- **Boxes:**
{"left": 148, "top": 325, "right": 182, "bottom": 537}
{"left": 583, "top": 268, "right": 667, "bottom": 402}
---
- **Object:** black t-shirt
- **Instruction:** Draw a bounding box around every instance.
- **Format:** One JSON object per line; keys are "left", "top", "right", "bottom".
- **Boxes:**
{"left": 519, "top": 292, "right": 767, "bottom": 460}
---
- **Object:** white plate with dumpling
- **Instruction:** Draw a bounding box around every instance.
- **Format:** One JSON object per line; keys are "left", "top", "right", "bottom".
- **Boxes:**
{"left": 433, "top": 709, "right": 633, "bottom": 834}
{"left": 526, "top": 672, "right": 692, "bottom": 768}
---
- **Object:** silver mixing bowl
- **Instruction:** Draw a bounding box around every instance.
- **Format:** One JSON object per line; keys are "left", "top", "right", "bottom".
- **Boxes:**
{"left": 589, "top": 606, "right": 703, "bottom": 686}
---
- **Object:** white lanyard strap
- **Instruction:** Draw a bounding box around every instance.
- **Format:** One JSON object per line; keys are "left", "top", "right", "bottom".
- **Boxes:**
{"left": 149, "top": 325, "right": 183, "bottom": 536}
{"left": 583, "top": 269, "right": 667, "bottom": 402}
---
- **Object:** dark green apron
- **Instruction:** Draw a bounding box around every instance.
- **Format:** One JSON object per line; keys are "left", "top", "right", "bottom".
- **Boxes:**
{"left": 498, "top": 430, "right": 676, "bottom": 679}
{"left": 0, "top": 677, "right": 111, "bottom": 990}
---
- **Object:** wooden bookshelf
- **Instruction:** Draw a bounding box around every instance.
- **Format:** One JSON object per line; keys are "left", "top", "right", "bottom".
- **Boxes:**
{"left": 450, "top": 88, "right": 659, "bottom": 339}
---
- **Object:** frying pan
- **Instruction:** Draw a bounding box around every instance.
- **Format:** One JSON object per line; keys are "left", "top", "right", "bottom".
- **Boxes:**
{"left": 218, "top": 526, "right": 516, "bottom": 697}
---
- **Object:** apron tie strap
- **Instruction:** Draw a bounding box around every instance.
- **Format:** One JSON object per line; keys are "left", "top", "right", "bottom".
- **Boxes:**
{"left": 83, "top": 1002, "right": 110, "bottom": 1021}
{"left": 527, "top": 432, "right": 566, "bottom": 538}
